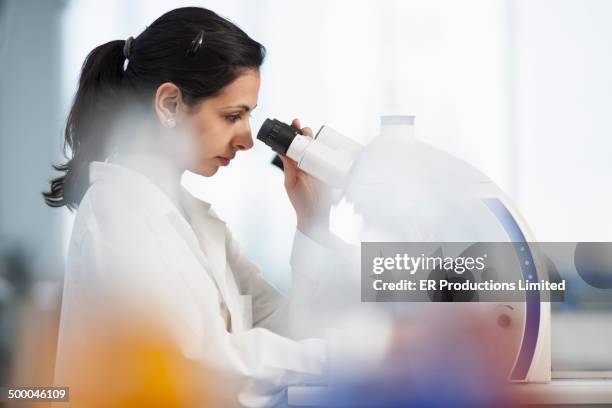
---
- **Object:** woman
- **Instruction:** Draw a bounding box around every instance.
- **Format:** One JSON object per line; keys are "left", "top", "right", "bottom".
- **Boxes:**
{"left": 44, "top": 7, "right": 334, "bottom": 407}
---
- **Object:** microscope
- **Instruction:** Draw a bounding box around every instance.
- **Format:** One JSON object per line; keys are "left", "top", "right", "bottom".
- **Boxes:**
{"left": 257, "top": 115, "right": 551, "bottom": 383}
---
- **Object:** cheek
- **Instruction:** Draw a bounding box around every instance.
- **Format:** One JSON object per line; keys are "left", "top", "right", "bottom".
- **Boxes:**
{"left": 195, "top": 121, "right": 234, "bottom": 156}
{"left": 186, "top": 117, "right": 218, "bottom": 155}
{"left": 181, "top": 108, "right": 236, "bottom": 173}
{"left": 183, "top": 121, "right": 230, "bottom": 174}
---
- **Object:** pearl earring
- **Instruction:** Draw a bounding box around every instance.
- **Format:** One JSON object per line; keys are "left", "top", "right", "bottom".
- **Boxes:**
{"left": 165, "top": 117, "right": 176, "bottom": 128}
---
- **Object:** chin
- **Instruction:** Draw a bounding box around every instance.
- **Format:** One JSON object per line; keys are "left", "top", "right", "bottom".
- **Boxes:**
{"left": 198, "top": 164, "right": 218, "bottom": 177}
{"left": 186, "top": 161, "right": 217, "bottom": 177}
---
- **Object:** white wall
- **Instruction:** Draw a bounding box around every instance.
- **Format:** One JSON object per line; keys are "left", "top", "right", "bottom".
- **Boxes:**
{"left": 512, "top": 0, "right": 612, "bottom": 241}
{"left": 60, "top": 0, "right": 515, "bottom": 291}
{"left": 62, "top": 0, "right": 612, "bottom": 288}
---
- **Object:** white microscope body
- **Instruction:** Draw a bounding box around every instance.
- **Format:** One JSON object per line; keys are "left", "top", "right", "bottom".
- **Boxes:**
{"left": 344, "top": 115, "right": 550, "bottom": 383}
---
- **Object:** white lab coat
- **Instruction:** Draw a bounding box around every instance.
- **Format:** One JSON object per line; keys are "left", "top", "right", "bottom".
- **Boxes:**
{"left": 54, "top": 160, "right": 331, "bottom": 407}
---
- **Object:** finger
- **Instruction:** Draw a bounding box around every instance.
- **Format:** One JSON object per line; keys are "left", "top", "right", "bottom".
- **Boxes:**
{"left": 280, "top": 155, "right": 298, "bottom": 187}
{"left": 291, "top": 118, "right": 301, "bottom": 130}
{"left": 301, "top": 126, "right": 314, "bottom": 138}
{"left": 282, "top": 155, "right": 298, "bottom": 174}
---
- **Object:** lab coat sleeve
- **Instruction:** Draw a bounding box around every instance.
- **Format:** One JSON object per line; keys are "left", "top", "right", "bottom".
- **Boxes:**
{"left": 222, "top": 222, "right": 390, "bottom": 388}
{"left": 61, "top": 197, "right": 328, "bottom": 408}
{"left": 288, "top": 230, "right": 393, "bottom": 375}
{"left": 225, "top": 226, "right": 341, "bottom": 339}
{"left": 288, "top": 229, "right": 349, "bottom": 340}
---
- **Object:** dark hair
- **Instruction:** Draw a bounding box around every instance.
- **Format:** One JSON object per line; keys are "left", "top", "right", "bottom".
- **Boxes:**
{"left": 43, "top": 7, "right": 266, "bottom": 210}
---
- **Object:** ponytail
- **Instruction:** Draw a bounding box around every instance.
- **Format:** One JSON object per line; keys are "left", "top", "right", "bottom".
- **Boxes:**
{"left": 43, "top": 40, "right": 127, "bottom": 210}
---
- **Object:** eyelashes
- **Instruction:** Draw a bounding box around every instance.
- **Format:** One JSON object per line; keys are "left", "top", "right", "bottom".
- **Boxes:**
{"left": 225, "top": 112, "right": 252, "bottom": 123}
{"left": 226, "top": 114, "right": 241, "bottom": 123}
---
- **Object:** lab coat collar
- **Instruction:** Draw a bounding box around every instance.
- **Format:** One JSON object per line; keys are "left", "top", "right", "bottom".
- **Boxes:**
{"left": 89, "top": 160, "right": 182, "bottom": 217}
{"left": 90, "top": 160, "right": 221, "bottom": 218}
{"left": 178, "top": 187, "right": 214, "bottom": 222}
{"left": 89, "top": 160, "right": 226, "bottom": 228}
{"left": 89, "top": 161, "right": 231, "bottom": 318}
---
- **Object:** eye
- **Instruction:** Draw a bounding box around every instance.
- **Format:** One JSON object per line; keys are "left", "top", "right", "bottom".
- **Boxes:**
{"left": 225, "top": 113, "right": 241, "bottom": 123}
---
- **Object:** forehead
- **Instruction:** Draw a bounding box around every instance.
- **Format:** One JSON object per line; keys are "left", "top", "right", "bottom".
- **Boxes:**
{"left": 210, "top": 69, "right": 260, "bottom": 107}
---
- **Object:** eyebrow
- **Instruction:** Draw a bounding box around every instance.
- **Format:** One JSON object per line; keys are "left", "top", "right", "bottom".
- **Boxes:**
{"left": 222, "top": 103, "right": 257, "bottom": 112}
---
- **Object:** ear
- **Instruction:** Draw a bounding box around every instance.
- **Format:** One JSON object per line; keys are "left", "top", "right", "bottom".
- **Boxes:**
{"left": 154, "top": 82, "right": 187, "bottom": 128}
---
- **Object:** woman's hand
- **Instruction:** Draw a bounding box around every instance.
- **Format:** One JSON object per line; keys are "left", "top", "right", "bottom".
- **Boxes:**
{"left": 280, "top": 118, "right": 333, "bottom": 241}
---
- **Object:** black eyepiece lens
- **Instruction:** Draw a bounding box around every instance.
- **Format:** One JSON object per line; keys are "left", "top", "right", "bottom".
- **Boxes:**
{"left": 256, "top": 118, "right": 299, "bottom": 155}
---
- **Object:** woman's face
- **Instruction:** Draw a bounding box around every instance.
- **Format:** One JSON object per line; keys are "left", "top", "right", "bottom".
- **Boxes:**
{"left": 177, "top": 69, "right": 260, "bottom": 176}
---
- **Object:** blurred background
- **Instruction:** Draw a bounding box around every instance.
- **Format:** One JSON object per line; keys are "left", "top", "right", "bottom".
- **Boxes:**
{"left": 0, "top": 0, "right": 610, "bottom": 393}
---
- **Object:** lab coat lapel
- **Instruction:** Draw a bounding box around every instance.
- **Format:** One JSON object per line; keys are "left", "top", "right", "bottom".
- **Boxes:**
{"left": 178, "top": 188, "right": 248, "bottom": 331}
{"left": 188, "top": 204, "right": 230, "bottom": 306}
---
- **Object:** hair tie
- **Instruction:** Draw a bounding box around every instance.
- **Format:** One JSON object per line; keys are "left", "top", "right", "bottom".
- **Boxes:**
{"left": 123, "top": 36, "right": 135, "bottom": 59}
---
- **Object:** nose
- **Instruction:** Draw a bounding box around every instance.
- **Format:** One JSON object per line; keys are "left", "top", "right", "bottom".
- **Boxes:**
{"left": 232, "top": 121, "right": 254, "bottom": 151}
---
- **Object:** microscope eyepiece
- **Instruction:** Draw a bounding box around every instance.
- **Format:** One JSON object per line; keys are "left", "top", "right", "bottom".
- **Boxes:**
{"left": 256, "top": 117, "right": 363, "bottom": 187}
{"left": 256, "top": 118, "right": 300, "bottom": 155}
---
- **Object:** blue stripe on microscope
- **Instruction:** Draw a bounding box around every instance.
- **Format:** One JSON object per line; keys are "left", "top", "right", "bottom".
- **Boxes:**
{"left": 482, "top": 198, "right": 540, "bottom": 381}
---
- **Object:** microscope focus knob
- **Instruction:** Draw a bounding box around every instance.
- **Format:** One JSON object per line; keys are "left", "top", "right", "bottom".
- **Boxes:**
{"left": 497, "top": 313, "right": 511, "bottom": 328}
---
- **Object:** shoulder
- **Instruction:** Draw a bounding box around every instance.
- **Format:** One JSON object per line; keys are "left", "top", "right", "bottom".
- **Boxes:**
{"left": 67, "top": 182, "right": 180, "bottom": 287}
{"left": 69, "top": 180, "right": 165, "bottom": 265}
{"left": 74, "top": 181, "right": 149, "bottom": 235}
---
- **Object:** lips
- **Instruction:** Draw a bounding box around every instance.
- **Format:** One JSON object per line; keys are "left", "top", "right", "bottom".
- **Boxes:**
{"left": 217, "top": 156, "right": 233, "bottom": 166}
